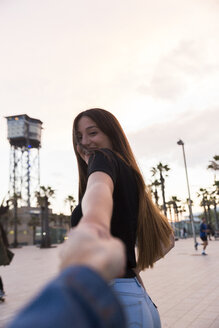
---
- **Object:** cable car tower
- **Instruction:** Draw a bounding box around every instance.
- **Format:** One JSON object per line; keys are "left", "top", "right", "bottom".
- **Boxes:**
{"left": 6, "top": 115, "right": 43, "bottom": 208}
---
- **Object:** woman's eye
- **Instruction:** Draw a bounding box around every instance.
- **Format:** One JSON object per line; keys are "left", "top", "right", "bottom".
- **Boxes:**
{"left": 89, "top": 131, "right": 97, "bottom": 136}
{"left": 77, "top": 135, "right": 82, "bottom": 141}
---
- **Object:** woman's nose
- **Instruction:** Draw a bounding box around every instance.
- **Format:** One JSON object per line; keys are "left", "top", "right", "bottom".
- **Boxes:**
{"left": 81, "top": 135, "right": 90, "bottom": 146}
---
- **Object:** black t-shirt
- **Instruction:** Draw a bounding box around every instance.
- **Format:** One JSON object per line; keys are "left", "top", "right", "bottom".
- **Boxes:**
{"left": 71, "top": 149, "right": 139, "bottom": 277}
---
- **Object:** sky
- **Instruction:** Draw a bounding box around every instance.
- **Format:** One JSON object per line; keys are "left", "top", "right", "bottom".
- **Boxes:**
{"left": 0, "top": 0, "right": 219, "bottom": 216}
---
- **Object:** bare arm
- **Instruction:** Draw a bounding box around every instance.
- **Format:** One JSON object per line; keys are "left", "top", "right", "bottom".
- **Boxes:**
{"left": 80, "top": 171, "right": 114, "bottom": 234}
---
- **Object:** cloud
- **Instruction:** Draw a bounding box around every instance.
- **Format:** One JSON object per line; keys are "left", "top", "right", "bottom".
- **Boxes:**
{"left": 128, "top": 107, "right": 219, "bottom": 167}
{"left": 138, "top": 75, "right": 187, "bottom": 101}
{"left": 138, "top": 40, "right": 219, "bottom": 101}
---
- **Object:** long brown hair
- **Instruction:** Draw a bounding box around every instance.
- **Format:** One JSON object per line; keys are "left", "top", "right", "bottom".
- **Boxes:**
{"left": 73, "top": 108, "right": 173, "bottom": 270}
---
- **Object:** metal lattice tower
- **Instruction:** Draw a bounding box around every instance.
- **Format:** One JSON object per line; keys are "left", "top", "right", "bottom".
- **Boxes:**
{"left": 6, "top": 115, "right": 43, "bottom": 208}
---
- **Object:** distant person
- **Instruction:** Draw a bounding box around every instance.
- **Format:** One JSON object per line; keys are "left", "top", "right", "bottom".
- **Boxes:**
{"left": 8, "top": 224, "right": 127, "bottom": 328}
{"left": 0, "top": 221, "right": 14, "bottom": 301}
{"left": 183, "top": 227, "right": 187, "bottom": 239}
{"left": 71, "top": 108, "right": 174, "bottom": 327}
{"left": 200, "top": 217, "right": 208, "bottom": 255}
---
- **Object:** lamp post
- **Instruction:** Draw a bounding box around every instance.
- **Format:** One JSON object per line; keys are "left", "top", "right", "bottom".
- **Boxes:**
{"left": 177, "top": 139, "right": 197, "bottom": 249}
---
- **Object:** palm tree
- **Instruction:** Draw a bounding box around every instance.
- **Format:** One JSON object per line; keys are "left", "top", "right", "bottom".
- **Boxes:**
{"left": 171, "top": 196, "right": 181, "bottom": 238}
{"left": 64, "top": 195, "right": 76, "bottom": 214}
{"left": 35, "top": 186, "right": 55, "bottom": 205}
{"left": 213, "top": 180, "right": 219, "bottom": 195}
{"left": 178, "top": 205, "right": 186, "bottom": 220}
{"left": 197, "top": 188, "right": 213, "bottom": 225}
{"left": 64, "top": 195, "right": 76, "bottom": 228}
{"left": 35, "top": 186, "right": 55, "bottom": 248}
{"left": 197, "top": 188, "right": 208, "bottom": 221}
{"left": 166, "top": 196, "right": 181, "bottom": 237}
{"left": 166, "top": 200, "right": 174, "bottom": 223}
{"left": 211, "top": 180, "right": 219, "bottom": 229}
{"left": 171, "top": 196, "right": 181, "bottom": 221}
{"left": 149, "top": 179, "right": 161, "bottom": 207}
{"left": 178, "top": 204, "right": 186, "bottom": 235}
{"left": 184, "top": 197, "right": 195, "bottom": 222}
{"left": 151, "top": 163, "right": 170, "bottom": 216}
{"left": 207, "top": 155, "right": 219, "bottom": 182}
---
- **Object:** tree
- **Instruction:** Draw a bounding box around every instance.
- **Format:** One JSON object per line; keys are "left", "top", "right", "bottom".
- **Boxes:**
{"left": 211, "top": 180, "right": 219, "bottom": 229}
{"left": 171, "top": 196, "right": 181, "bottom": 238}
{"left": 197, "top": 188, "right": 212, "bottom": 224}
{"left": 35, "top": 186, "right": 55, "bottom": 248}
{"left": 149, "top": 179, "right": 161, "bottom": 207}
{"left": 207, "top": 155, "right": 219, "bottom": 182}
{"left": 64, "top": 195, "right": 76, "bottom": 214}
{"left": 213, "top": 180, "right": 219, "bottom": 195}
{"left": 151, "top": 163, "right": 170, "bottom": 216}
{"left": 177, "top": 204, "right": 186, "bottom": 235}
{"left": 64, "top": 195, "right": 76, "bottom": 228}
{"left": 170, "top": 196, "right": 181, "bottom": 222}
{"left": 166, "top": 196, "right": 181, "bottom": 238}
{"left": 178, "top": 205, "right": 186, "bottom": 220}
{"left": 166, "top": 200, "right": 174, "bottom": 223}
{"left": 35, "top": 186, "right": 55, "bottom": 206}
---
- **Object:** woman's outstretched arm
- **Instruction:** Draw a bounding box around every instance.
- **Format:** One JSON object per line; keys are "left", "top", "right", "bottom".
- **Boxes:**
{"left": 80, "top": 171, "right": 114, "bottom": 233}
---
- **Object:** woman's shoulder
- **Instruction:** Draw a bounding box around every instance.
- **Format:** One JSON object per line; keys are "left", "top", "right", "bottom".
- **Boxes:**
{"left": 87, "top": 149, "right": 120, "bottom": 184}
{"left": 92, "top": 148, "right": 116, "bottom": 157}
{"left": 89, "top": 148, "right": 119, "bottom": 165}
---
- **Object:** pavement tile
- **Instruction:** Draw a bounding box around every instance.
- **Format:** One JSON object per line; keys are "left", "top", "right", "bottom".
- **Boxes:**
{"left": 161, "top": 309, "right": 185, "bottom": 320}
{"left": 161, "top": 316, "right": 178, "bottom": 327}
{"left": 171, "top": 318, "right": 195, "bottom": 328}
{"left": 190, "top": 304, "right": 210, "bottom": 314}
{"left": 207, "top": 305, "right": 219, "bottom": 312}
{"left": 170, "top": 302, "right": 195, "bottom": 311}
{"left": 210, "top": 317, "right": 219, "bottom": 328}
{"left": 199, "top": 311, "right": 219, "bottom": 321}
{"left": 180, "top": 311, "right": 199, "bottom": 322}
{"left": 0, "top": 238, "right": 219, "bottom": 328}
{"left": 189, "top": 318, "right": 216, "bottom": 328}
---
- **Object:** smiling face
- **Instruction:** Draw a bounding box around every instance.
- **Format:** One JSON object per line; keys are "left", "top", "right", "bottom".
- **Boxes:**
{"left": 75, "top": 116, "right": 113, "bottom": 164}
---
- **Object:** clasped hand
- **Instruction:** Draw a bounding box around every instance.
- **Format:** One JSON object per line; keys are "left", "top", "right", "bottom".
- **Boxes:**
{"left": 59, "top": 222, "right": 126, "bottom": 281}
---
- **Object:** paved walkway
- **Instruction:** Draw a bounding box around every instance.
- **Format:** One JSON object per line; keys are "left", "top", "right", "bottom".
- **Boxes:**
{"left": 0, "top": 238, "right": 219, "bottom": 328}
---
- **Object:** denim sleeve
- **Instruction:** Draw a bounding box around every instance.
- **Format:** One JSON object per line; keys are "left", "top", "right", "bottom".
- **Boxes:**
{"left": 7, "top": 266, "right": 126, "bottom": 328}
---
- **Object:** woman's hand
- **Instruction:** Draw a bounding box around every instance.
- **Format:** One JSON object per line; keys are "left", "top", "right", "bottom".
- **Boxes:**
{"left": 59, "top": 224, "right": 126, "bottom": 281}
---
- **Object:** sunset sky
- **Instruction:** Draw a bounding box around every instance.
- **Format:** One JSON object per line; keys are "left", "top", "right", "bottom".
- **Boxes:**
{"left": 0, "top": 0, "right": 218, "bottom": 216}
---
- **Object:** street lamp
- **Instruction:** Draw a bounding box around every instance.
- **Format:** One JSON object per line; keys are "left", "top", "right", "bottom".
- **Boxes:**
{"left": 177, "top": 139, "right": 197, "bottom": 249}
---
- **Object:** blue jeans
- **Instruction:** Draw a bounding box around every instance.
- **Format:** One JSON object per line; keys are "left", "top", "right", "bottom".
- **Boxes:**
{"left": 110, "top": 278, "right": 161, "bottom": 328}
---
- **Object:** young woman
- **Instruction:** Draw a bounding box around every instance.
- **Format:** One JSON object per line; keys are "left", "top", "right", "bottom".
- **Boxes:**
{"left": 71, "top": 108, "right": 174, "bottom": 327}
